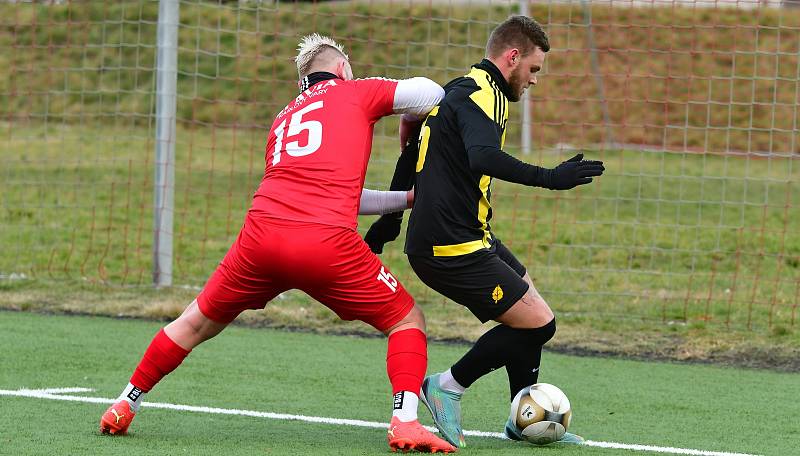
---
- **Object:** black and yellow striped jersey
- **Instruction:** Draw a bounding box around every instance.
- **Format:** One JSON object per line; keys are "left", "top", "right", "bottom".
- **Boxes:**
{"left": 405, "top": 60, "right": 516, "bottom": 257}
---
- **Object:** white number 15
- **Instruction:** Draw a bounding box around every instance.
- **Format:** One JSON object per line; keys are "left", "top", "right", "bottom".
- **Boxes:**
{"left": 272, "top": 100, "right": 324, "bottom": 165}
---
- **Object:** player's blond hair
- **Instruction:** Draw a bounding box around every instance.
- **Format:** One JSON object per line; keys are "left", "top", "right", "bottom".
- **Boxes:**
{"left": 295, "top": 33, "right": 348, "bottom": 79}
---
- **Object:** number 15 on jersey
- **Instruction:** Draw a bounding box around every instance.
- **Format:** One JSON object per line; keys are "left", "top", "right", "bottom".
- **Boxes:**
{"left": 272, "top": 100, "right": 324, "bottom": 165}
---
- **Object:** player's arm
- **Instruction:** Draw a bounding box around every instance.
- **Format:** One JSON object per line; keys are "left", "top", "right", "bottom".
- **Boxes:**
{"left": 363, "top": 137, "right": 419, "bottom": 253}
{"left": 362, "top": 133, "right": 419, "bottom": 253}
{"left": 382, "top": 78, "right": 442, "bottom": 194}
{"left": 363, "top": 132, "right": 420, "bottom": 253}
{"left": 356, "top": 76, "right": 437, "bottom": 195}
{"left": 358, "top": 76, "right": 439, "bottom": 187}
{"left": 358, "top": 76, "right": 443, "bottom": 126}
{"left": 393, "top": 77, "right": 443, "bottom": 147}
{"left": 358, "top": 188, "right": 413, "bottom": 215}
{"left": 457, "top": 100, "right": 605, "bottom": 190}
{"left": 392, "top": 77, "right": 444, "bottom": 118}
{"left": 363, "top": 77, "right": 441, "bottom": 254}
{"left": 390, "top": 78, "right": 437, "bottom": 193}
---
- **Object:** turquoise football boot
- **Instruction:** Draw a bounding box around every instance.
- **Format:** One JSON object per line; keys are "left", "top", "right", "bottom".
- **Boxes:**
{"left": 504, "top": 416, "right": 585, "bottom": 445}
{"left": 557, "top": 432, "right": 586, "bottom": 444}
{"left": 420, "top": 374, "right": 466, "bottom": 448}
{"left": 503, "top": 416, "right": 524, "bottom": 441}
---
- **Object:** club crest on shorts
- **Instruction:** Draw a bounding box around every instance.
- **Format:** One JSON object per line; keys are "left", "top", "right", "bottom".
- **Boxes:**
{"left": 492, "top": 284, "right": 503, "bottom": 303}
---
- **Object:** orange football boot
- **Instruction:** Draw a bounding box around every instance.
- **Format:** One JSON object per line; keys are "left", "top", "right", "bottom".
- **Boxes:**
{"left": 387, "top": 416, "right": 457, "bottom": 453}
{"left": 99, "top": 400, "right": 136, "bottom": 435}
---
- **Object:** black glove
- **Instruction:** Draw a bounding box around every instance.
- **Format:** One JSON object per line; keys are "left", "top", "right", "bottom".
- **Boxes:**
{"left": 546, "top": 153, "right": 605, "bottom": 190}
{"left": 363, "top": 126, "right": 421, "bottom": 254}
{"left": 364, "top": 212, "right": 403, "bottom": 254}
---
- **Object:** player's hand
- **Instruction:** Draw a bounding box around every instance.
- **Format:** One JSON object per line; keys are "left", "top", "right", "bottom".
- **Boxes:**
{"left": 364, "top": 213, "right": 403, "bottom": 254}
{"left": 547, "top": 153, "right": 605, "bottom": 190}
{"left": 399, "top": 117, "right": 424, "bottom": 150}
{"left": 406, "top": 188, "right": 414, "bottom": 207}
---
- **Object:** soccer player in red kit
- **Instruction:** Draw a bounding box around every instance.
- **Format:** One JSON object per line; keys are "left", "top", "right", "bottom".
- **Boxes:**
{"left": 99, "top": 34, "right": 455, "bottom": 453}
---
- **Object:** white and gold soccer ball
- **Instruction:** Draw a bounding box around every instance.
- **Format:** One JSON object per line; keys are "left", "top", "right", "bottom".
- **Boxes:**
{"left": 508, "top": 383, "right": 572, "bottom": 444}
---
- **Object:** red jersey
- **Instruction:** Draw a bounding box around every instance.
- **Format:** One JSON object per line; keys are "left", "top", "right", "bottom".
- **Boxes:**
{"left": 250, "top": 76, "right": 399, "bottom": 229}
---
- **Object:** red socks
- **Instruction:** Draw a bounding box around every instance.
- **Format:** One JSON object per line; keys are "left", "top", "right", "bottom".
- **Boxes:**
{"left": 129, "top": 329, "right": 191, "bottom": 392}
{"left": 386, "top": 328, "right": 427, "bottom": 394}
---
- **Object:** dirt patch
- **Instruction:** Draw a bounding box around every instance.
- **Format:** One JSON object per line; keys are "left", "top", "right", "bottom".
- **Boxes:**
{"left": 546, "top": 341, "right": 800, "bottom": 373}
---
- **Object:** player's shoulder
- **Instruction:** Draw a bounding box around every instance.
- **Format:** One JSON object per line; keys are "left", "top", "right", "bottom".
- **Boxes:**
{"left": 340, "top": 77, "right": 399, "bottom": 95}
{"left": 444, "top": 75, "right": 478, "bottom": 92}
{"left": 354, "top": 76, "right": 399, "bottom": 83}
{"left": 349, "top": 76, "right": 400, "bottom": 87}
{"left": 463, "top": 67, "right": 503, "bottom": 97}
{"left": 442, "top": 76, "right": 480, "bottom": 104}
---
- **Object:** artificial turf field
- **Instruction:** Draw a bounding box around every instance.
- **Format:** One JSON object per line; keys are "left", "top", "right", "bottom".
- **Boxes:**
{"left": 1, "top": 310, "right": 797, "bottom": 456}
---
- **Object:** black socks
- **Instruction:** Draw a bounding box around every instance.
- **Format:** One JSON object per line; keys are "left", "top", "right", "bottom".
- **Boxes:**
{"left": 450, "top": 318, "right": 556, "bottom": 399}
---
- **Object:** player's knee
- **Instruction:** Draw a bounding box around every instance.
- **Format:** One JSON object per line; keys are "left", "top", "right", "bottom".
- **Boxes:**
{"left": 514, "top": 318, "right": 556, "bottom": 348}
{"left": 494, "top": 319, "right": 556, "bottom": 354}
{"left": 499, "top": 295, "right": 554, "bottom": 329}
{"left": 168, "top": 301, "right": 228, "bottom": 346}
{"left": 385, "top": 303, "right": 426, "bottom": 335}
{"left": 537, "top": 317, "right": 556, "bottom": 344}
{"left": 405, "top": 304, "right": 426, "bottom": 329}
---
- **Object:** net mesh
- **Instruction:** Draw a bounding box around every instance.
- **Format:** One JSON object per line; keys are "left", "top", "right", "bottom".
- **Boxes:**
{"left": 0, "top": 0, "right": 797, "bottom": 331}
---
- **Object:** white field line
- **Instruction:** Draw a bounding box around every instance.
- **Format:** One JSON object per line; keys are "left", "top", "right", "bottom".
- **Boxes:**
{"left": 0, "top": 387, "right": 761, "bottom": 456}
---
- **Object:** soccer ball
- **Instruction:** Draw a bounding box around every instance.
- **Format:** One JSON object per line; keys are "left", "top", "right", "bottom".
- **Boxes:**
{"left": 508, "top": 383, "right": 572, "bottom": 444}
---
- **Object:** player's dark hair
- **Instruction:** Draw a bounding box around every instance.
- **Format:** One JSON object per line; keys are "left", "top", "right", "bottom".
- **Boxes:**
{"left": 486, "top": 15, "right": 550, "bottom": 58}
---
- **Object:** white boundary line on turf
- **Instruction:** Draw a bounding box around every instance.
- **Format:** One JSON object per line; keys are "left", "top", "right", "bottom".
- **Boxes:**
{"left": 0, "top": 387, "right": 761, "bottom": 456}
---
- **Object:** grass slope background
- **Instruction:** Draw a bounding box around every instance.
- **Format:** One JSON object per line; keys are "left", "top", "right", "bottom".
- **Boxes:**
{"left": 2, "top": 310, "right": 799, "bottom": 456}
{"left": 1, "top": 1, "right": 799, "bottom": 366}
{"left": 3, "top": 1, "right": 800, "bottom": 152}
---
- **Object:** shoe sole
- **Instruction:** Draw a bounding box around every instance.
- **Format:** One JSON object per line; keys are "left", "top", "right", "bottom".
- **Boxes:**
{"left": 389, "top": 437, "right": 454, "bottom": 453}
{"left": 99, "top": 419, "right": 127, "bottom": 435}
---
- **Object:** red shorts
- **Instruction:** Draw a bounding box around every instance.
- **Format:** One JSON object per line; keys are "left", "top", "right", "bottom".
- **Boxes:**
{"left": 196, "top": 214, "right": 414, "bottom": 331}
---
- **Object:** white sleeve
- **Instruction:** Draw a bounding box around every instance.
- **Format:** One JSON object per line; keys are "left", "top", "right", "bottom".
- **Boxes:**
{"left": 359, "top": 189, "right": 409, "bottom": 215}
{"left": 393, "top": 77, "right": 444, "bottom": 118}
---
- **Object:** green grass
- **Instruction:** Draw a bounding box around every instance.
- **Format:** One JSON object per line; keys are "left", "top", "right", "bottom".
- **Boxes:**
{"left": 2, "top": 310, "right": 799, "bottom": 456}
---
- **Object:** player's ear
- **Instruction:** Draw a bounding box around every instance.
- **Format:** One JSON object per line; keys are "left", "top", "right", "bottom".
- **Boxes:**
{"left": 507, "top": 48, "right": 521, "bottom": 68}
{"left": 335, "top": 59, "right": 353, "bottom": 80}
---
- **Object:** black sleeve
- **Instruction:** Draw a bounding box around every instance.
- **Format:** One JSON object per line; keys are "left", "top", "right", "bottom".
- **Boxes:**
{"left": 454, "top": 95, "right": 552, "bottom": 188}
{"left": 362, "top": 126, "right": 420, "bottom": 254}
{"left": 466, "top": 145, "right": 551, "bottom": 188}
{"left": 387, "top": 132, "right": 420, "bottom": 193}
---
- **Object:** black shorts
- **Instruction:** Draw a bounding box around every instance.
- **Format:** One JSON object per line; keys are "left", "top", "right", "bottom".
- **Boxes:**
{"left": 408, "top": 239, "right": 529, "bottom": 323}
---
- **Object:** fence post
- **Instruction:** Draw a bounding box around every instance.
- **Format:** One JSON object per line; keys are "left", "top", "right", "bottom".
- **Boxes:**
{"left": 153, "top": 0, "right": 179, "bottom": 287}
{"left": 520, "top": 0, "right": 531, "bottom": 155}
{"left": 581, "top": 0, "right": 615, "bottom": 149}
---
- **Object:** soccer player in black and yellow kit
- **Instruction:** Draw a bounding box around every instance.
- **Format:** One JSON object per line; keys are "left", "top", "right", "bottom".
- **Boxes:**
{"left": 365, "top": 16, "right": 604, "bottom": 447}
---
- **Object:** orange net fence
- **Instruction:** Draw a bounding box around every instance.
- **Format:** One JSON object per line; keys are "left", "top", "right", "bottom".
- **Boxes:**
{"left": 1, "top": 1, "right": 797, "bottom": 331}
